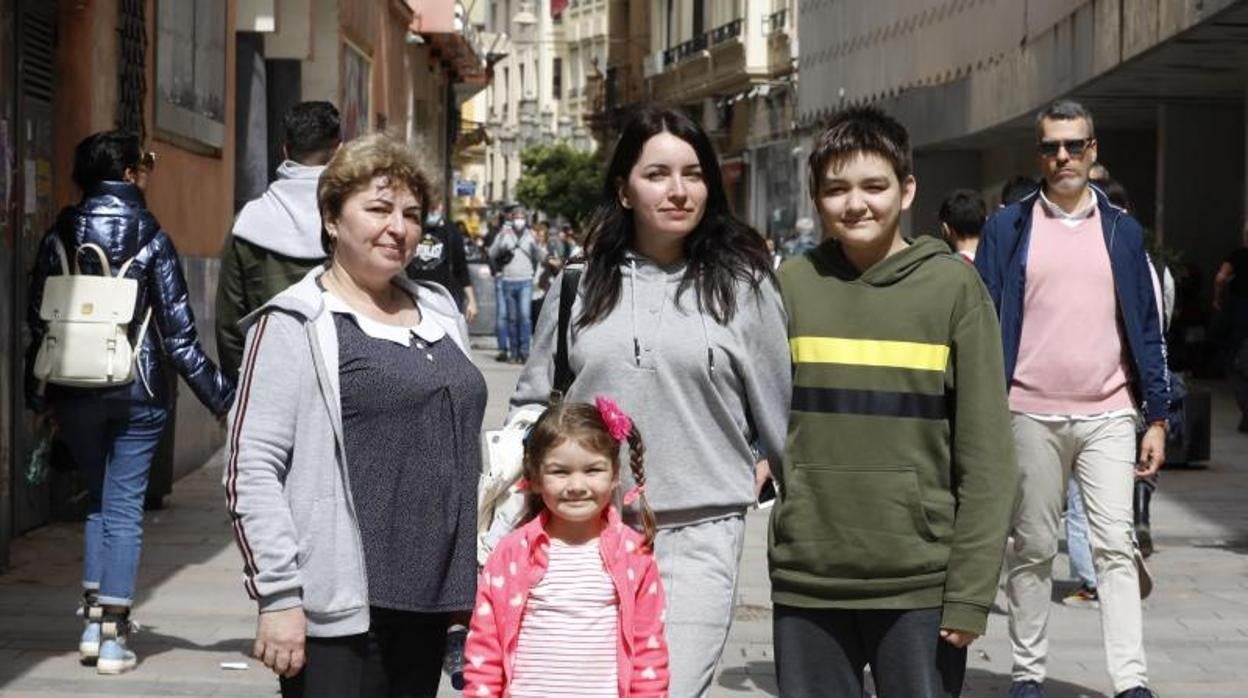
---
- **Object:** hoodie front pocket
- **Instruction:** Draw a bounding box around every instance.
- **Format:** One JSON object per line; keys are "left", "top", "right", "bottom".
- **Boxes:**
{"left": 773, "top": 464, "right": 949, "bottom": 580}
{"left": 298, "top": 497, "right": 367, "bottom": 615}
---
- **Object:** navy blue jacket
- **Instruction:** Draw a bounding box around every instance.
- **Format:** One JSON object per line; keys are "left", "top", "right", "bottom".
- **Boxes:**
{"left": 974, "top": 186, "right": 1169, "bottom": 423}
{"left": 25, "top": 181, "right": 235, "bottom": 416}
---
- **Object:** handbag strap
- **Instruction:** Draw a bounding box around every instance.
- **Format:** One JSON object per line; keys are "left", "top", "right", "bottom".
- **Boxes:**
{"left": 551, "top": 268, "right": 581, "bottom": 402}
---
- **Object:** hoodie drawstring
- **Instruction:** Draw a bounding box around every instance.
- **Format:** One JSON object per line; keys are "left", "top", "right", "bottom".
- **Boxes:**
{"left": 627, "top": 257, "right": 715, "bottom": 375}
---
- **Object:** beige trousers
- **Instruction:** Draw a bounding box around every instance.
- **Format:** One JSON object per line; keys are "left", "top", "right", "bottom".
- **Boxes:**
{"left": 1006, "top": 413, "right": 1147, "bottom": 694}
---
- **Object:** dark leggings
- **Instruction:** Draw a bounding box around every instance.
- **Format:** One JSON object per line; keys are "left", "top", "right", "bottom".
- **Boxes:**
{"left": 279, "top": 608, "right": 450, "bottom": 698}
{"left": 775, "top": 605, "right": 967, "bottom": 698}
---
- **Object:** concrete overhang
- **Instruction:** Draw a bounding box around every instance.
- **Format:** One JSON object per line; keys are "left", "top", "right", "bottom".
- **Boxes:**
{"left": 902, "top": 0, "right": 1248, "bottom": 152}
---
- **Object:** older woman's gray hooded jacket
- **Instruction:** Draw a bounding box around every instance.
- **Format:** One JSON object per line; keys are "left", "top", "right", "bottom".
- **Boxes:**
{"left": 223, "top": 267, "right": 469, "bottom": 637}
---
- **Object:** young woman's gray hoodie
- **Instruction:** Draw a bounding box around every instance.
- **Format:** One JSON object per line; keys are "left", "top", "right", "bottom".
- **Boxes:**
{"left": 511, "top": 254, "right": 791, "bottom": 524}
{"left": 223, "top": 267, "right": 469, "bottom": 637}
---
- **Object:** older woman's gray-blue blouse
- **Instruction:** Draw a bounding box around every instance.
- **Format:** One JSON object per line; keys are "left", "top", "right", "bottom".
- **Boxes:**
{"left": 330, "top": 295, "right": 487, "bottom": 612}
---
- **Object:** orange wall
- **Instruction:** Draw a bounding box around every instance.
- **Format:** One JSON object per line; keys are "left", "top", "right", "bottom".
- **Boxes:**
{"left": 142, "top": 0, "right": 238, "bottom": 258}
{"left": 54, "top": 1, "right": 120, "bottom": 209}
{"left": 53, "top": 0, "right": 237, "bottom": 258}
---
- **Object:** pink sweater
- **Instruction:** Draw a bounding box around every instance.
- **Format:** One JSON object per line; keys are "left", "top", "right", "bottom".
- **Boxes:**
{"left": 1009, "top": 202, "right": 1134, "bottom": 415}
{"left": 463, "top": 507, "right": 670, "bottom": 697}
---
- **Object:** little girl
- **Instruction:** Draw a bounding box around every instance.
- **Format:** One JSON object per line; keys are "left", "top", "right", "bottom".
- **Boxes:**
{"left": 464, "top": 397, "right": 669, "bottom": 697}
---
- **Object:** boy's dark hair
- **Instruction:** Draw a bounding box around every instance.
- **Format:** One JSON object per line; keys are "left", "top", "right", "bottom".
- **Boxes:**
{"left": 72, "top": 130, "right": 142, "bottom": 191}
{"left": 520, "top": 401, "right": 656, "bottom": 548}
{"left": 999, "top": 175, "right": 1037, "bottom": 206}
{"left": 808, "top": 106, "right": 912, "bottom": 198}
{"left": 938, "top": 189, "right": 987, "bottom": 239}
{"left": 284, "top": 101, "right": 341, "bottom": 164}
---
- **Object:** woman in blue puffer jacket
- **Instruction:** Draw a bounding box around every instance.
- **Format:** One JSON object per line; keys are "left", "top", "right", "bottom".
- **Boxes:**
{"left": 24, "top": 130, "right": 234, "bottom": 675}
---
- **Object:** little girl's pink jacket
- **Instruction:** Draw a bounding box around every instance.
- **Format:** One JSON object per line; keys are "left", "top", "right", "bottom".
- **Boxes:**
{"left": 463, "top": 506, "right": 670, "bottom": 697}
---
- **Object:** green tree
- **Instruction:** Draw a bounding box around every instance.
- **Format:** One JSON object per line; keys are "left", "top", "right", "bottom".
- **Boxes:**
{"left": 515, "top": 143, "right": 602, "bottom": 227}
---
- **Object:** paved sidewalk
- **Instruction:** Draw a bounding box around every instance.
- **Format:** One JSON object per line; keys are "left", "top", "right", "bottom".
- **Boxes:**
{"left": 2, "top": 354, "right": 1246, "bottom": 697}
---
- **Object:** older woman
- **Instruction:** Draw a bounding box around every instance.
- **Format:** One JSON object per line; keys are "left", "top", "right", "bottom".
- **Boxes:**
{"left": 225, "top": 132, "right": 486, "bottom": 698}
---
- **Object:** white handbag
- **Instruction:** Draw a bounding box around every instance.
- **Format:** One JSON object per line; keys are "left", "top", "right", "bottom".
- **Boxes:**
{"left": 33, "top": 239, "right": 152, "bottom": 389}
{"left": 477, "top": 403, "right": 546, "bottom": 564}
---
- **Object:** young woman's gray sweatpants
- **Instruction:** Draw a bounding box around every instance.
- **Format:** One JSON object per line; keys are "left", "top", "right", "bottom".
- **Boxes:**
{"left": 652, "top": 513, "right": 747, "bottom": 698}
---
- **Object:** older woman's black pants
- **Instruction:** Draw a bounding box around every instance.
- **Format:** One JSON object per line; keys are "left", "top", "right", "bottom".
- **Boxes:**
{"left": 279, "top": 608, "right": 450, "bottom": 698}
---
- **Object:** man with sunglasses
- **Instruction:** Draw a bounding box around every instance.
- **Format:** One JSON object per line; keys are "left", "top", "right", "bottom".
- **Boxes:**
{"left": 975, "top": 100, "right": 1167, "bottom": 698}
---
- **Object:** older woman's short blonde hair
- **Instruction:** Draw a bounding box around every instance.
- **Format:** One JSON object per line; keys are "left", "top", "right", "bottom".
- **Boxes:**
{"left": 317, "top": 131, "right": 434, "bottom": 253}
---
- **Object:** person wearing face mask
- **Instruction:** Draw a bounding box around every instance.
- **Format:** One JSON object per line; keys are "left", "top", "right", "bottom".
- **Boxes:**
{"left": 509, "top": 105, "right": 791, "bottom": 697}
{"left": 225, "top": 132, "right": 486, "bottom": 697}
{"left": 404, "top": 201, "right": 478, "bottom": 323}
{"left": 489, "top": 206, "right": 546, "bottom": 362}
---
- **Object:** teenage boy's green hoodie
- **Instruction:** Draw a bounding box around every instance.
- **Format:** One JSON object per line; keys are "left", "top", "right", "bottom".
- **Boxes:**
{"left": 770, "top": 236, "right": 1017, "bottom": 635}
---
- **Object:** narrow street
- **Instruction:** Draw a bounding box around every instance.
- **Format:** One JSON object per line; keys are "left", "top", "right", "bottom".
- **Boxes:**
{"left": 2, "top": 350, "right": 1247, "bottom": 697}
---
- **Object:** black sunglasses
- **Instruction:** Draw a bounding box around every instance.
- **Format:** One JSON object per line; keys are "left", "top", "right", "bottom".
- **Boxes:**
{"left": 1038, "top": 138, "right": 1093, "bottom": 158}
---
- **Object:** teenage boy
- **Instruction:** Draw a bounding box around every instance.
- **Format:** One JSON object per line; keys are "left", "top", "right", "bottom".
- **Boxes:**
{"left": 770, "top": 106, "right": 1017, "bottom": 697}
{"left": 976, "top": 100, "right": 1167, "bottom": 698}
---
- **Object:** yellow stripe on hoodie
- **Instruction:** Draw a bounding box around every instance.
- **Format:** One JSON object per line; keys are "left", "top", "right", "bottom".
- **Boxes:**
{"left": 789, "top": 337, "right": 950, "bottom": 372}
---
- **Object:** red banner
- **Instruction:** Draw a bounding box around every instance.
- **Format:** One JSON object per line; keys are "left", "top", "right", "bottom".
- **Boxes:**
{"left": 551, "top": 0, "right": 569, "bottom": 18}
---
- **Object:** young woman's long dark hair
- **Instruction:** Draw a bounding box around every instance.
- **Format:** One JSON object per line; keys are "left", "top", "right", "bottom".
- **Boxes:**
{"left": 577, "top": 105, "right": 773, "bottom": 328}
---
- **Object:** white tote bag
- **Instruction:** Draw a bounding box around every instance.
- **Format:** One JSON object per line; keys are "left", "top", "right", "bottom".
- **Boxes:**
{"left": 33, "top": 239, "right": 151, "bottom": 389}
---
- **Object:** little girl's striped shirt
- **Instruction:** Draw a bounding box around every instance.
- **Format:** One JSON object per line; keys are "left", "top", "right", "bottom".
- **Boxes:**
{"left": 509, "top": 537, "right": 619, "bottom": 696}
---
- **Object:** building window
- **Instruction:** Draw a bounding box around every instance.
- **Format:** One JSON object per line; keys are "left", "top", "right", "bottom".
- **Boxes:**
{"left": 340, "top": 40, "right": 372, "bottom": 141}
{"left": 154, "top": 0, "right": 226, "bottom": 153}
{"left": 552, "top": 57, "right": 562, "bottom": 99}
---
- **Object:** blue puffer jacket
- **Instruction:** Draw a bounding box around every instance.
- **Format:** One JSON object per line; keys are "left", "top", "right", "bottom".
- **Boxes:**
{"left": 25, "top": 181, "right": 235, "bottom": 416}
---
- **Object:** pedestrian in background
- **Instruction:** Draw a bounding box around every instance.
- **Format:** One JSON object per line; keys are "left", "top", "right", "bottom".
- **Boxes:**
{"left": 976, "top": 100, "right": 1167, "bottom": 698}
{"left": 216, "top": 101, "right": 341, "bottom": 381}
{"left": 771, "top": 106, "right": 1015, "bottom": 698}
{"left": 510, "top": 105, "right": 791, "bottom": 697}
{"left": 25, "top": 129, "right": 235, "bottom": 674}
{"left": 225, "top": 132, "right": 486, "bottom": 698}
{"left": 489, "top": 205, "right": 545, "bottom": 363}
{"left": 1213, "top": 225, "right": 1248, "bottom": 431}
{"left": 465, "top": 398, "right": 669, "bottom": 696}
{"left": 405, "top": 200, "right": 479, "bottom": 323}
{"left": 483, "top": 212, "right": 510, "bottom": 361}
{"left": 938, "top": 188, "right": 987, "bottom": 264}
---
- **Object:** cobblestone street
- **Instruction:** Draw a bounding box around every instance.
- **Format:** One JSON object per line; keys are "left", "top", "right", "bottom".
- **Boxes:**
{"left": 2, "top": 351, "right": 1246, "bottom": 697}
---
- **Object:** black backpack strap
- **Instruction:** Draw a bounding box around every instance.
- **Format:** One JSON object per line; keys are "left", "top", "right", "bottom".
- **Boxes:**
{"left": 551, "top": 269, "right": 581, "bottom": 401}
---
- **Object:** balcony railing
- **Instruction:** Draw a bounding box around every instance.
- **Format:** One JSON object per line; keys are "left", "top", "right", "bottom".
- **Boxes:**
{"left": 765, "top": 8, "right": 788, "bottom": 35}
{"left": 708, "top": 18, "right": 743, "bottom": 47}
{"left": 662, "top": 18, "right": 744, "bottom": 68}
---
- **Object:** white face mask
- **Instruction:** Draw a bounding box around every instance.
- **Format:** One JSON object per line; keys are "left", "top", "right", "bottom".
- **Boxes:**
{"left": 511, "top": 217, "right": 527, "bottom": 232}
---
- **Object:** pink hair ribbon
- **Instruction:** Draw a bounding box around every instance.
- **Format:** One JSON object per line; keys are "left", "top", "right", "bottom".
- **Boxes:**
{"left": 594, "top": 396, "right": 633, "bottom": 443}
{"left": 623, "top": 485, "right": 646, "bottom": 506}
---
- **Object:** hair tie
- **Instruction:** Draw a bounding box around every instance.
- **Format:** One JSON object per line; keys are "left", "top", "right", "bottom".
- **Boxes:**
{"left": 623, "top": 485, "right": 645, "bottom": 506}
{"left": 594, "top": 396, "right": 633, "bottom": 443}
{"left": 515, "top": 478, "right": 529, "bottom": 492}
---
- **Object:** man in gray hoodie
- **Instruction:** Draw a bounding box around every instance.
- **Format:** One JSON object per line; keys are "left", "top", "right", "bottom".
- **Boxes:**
{"left": 215, "top": 101, "right": 340, "bottom": 381}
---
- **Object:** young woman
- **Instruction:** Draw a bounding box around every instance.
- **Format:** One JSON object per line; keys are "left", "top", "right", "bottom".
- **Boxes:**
{"left": 25, "top": 130, "right": 234, "bottom": 674}
{"left": 226, "top": 132, "right": 486, "bottom": 698}
{"left": 510, "top": 105, "right": 791, "bottom": 696}
{"left": 465, "top": 398, "right": 668, "bottom": 696}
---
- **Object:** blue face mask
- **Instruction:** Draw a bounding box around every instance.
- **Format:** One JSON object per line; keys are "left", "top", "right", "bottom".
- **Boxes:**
{"left": 425, "top": 212, "right": 444, "bottom": 226}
